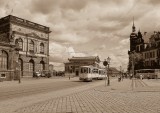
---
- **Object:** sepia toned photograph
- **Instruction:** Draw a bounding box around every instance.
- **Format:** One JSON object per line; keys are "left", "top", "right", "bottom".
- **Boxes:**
{"left": 0, "top": 0, "right": 160, "bottom": 113}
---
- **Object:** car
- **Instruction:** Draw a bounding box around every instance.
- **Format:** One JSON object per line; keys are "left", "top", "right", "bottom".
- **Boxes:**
{"left": 41, "top": 71, "right": 52, "bottom": 78}
{"left": 40, "top": 72, "right": 46, "bottom": 77}
{"left": 33, "top": 72, "right": 41, "bottom": 78}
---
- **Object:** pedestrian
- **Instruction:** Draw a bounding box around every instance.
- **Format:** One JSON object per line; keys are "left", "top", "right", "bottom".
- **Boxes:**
{"left": 147, "top": 74, "right": 150, "bottom": 80}
{"left": 130, "top": 74, "right": 132, "bottom": 79}
{"left": 140, "top": 74, "right": 143, "bottom": 80}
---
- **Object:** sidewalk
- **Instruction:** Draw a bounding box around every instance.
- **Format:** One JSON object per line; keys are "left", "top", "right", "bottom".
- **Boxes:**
{"left": 1, "top": 78, "right": 160, "bottom": 113}
{"left": 14, "top": 78, "right": 160, "bottom": 113}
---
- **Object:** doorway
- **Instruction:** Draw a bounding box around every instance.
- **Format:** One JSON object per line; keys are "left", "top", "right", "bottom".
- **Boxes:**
{"left": 76, "top": 70, "right": 79, "bottom": 76}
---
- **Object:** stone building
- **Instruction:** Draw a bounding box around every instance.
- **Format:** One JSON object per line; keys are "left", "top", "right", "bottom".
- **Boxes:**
{"left": 0, "top": 15, "right": 50, "bottom": 80}
{"left": 128, "top": 20, "right": 160, "bottom": 73}
{"left": 64, "top": 56, "right": 100, "bottom": 76}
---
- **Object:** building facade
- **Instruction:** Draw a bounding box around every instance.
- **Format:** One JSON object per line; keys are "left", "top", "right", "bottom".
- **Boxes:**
{"left": 128, "top": 20, "right": 160, "bottom": 73}
{"left": 0, "top": 15, "right": 50, "bottom": 80}
{"left": 64, "top": 56, "right": 100, "bottom": 76}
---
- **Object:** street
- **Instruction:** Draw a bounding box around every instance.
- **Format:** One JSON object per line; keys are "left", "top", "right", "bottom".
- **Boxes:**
{"left": 0, "top": 77, "right": 97, "bottom": 101}
{"left": 0, "top": 77, "right": 160, "bottom": 113}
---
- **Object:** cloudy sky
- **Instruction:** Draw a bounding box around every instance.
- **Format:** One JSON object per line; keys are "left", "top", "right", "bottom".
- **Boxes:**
{"left": 1, "top": 0, "right": 160, "bottom": 71}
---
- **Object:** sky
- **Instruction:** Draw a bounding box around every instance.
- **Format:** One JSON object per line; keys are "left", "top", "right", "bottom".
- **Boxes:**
{"left": 1, "top": 0, "right": 160, "bottom": 71}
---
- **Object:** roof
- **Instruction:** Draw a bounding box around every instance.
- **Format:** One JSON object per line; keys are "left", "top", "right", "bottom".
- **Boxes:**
{"left": 0, "top": 15, "right": 51, "bottom": 33}
{"left": 68, "top": 56, "right": 100, "bottom": 62}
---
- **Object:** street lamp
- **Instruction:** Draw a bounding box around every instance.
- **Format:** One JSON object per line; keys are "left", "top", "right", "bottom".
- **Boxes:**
{"left": 107, "top": 57, "right": 111, "bottom": 86}
{"left": 103, "top": 57, "right": 111, "bottom": 86}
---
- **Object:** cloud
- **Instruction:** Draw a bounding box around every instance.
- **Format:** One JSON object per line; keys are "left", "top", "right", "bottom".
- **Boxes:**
{"left": 30, "top": 0, "right": 88, "bottom": 14}
{"left": 1, "top": 0, "right": 160, "bottom": 71}
{"left": 52, "top": 32, "right": 89, "bottom": 44}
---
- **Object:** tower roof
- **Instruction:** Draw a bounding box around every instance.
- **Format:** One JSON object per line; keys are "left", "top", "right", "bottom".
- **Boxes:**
{"left": 132, "top": 17, "right": 136, "bottom": 32}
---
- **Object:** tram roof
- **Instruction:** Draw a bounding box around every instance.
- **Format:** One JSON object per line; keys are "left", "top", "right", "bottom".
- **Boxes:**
{"left": 136, "top": 69, "right": 159, "bottom": 71}
{"left": 68, "top": 56, "right": 100, "bottom": 62}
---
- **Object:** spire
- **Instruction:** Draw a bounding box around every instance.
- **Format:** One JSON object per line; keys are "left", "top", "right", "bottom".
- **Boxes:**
{"left": 132, "top": 17, "right": 136, "bottom": 32}
{"left": 138, "top": 28, "right": 140, "bottom": 33}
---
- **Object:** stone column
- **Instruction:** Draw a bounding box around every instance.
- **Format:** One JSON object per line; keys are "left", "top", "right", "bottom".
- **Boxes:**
{"left": 9, "top": 48, "right": 15, "bottom": 80}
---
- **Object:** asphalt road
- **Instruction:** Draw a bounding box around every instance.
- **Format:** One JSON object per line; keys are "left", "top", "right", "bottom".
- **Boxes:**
{"left": 0, "top": 77, "right": 101, "bottom": 101}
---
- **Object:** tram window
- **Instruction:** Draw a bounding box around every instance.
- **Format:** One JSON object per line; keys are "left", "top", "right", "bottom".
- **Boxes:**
{"left": 81, "top": 68, "right": 83, "bottom": 73}
{"left": 84, "top": 68, "right": 87, "bottom": 73}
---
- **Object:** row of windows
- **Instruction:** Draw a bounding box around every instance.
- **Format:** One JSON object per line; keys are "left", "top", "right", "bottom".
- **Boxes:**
{"left": 144, "top": 51, "right": 155, "bottom": 59}
{"left": 15, "top": 38, "right": 45, "bottom": 54}
{"left": 144, "top": 60, "right": 155, "bottom": 66}
{"left": 0, "top": 50, "right": 45, "bottom": 71}
{"left": 25, "top": 60, "right": 45, "bottom": 72}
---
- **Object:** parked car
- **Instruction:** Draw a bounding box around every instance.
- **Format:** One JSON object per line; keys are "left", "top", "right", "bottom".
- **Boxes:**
{"left": 41, "top": 70, "right": 52, "bottom": 78}
{"left": 33, "top": 72, "right": 41, "bottom": 78}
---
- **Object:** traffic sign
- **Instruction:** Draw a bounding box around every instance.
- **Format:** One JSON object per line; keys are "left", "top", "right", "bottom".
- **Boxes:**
{"left": 103, "top": 61, "right": 108, "bottom": 66}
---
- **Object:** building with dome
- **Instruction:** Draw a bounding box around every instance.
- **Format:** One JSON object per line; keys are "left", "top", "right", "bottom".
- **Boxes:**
{"left": 0, "top": 15, "right": 51, "bottom": 80}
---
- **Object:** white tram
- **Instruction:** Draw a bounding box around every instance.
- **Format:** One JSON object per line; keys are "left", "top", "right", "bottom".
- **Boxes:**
{"left": 79, "top": 66, "right": 106, "bottom": 81}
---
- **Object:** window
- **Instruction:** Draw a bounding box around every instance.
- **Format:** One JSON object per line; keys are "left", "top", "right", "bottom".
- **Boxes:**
{"left": 153, "top": 52, "right": 155, "bottom": 58}
{"left": 29, "top": 40, "right": 34, "bottom": 53}
{"left": 40, "top": 61, "right": 45, "bottom": 71}
{"left": 40, "top": 43, "right": 44, "bottom": 54}
{"left": 15, "top": 38, "right": 23, "bottom": 50}
{"left": 0, "top": 51, "right": 8, "bottom": 70}
{"left": 29, "top": 59, "right": 34, "bottom": 72}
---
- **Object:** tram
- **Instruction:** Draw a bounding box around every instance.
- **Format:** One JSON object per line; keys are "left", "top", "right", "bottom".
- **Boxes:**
{"left": 135, "top": 69, "right": 160, "bottom": 79}
{"left": 79, "top": 66, "right": 106, "bottom": 81}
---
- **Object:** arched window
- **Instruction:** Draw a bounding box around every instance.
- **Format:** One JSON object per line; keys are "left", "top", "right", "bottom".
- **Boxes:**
{"left": 40, "top": 61, "right": 45, "bottom": 71}
{"left": 40, "top": 43, "right": 44, "bottom": 54}
{"left": 15, "top": 38, "right": 23, "bottom": 50}
{"left": 29, "top": 59, "right": 34, "bottom": 72}
{"left": 0, "top": 50, "right": 8, "bottom": 70}
{"left": 29, "top": 40, "right": 34, "bottom": 53}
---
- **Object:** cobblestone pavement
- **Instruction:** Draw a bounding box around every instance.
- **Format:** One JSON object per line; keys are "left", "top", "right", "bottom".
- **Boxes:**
{"left": 1, "top": 78, "right": 160, "bottom": 113}
{"left": 0, "top": 77, "right": 112, "bottom": 113}
{"left": 13, "top": 79, "right": 160, "bottom": 113}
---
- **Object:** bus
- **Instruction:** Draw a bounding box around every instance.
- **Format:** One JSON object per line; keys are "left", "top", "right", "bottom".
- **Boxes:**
{"left": 79, "top": 66, "right": 106, "bottom": 81}
{"left": 135, "top": 69, "right": 160, "bottom": 79}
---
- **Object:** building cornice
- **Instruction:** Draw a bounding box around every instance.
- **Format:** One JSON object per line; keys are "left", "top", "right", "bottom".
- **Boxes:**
{"left": 0, "top": 15, "right": 51, "bottom": 33}
{"left": 13, "top": 31, "right": 48, "bottom": 41}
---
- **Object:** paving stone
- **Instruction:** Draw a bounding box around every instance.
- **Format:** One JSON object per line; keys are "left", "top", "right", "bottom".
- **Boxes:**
{"left": 1, "top": 78, "right": 160, "bottom": 113}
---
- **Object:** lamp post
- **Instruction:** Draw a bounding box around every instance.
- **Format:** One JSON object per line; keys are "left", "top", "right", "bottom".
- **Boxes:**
{"left": 103, "top": 57, "right": 111, "bottom": 86}
{"left": 107, "top": 57, "right": 111, "bottom": 86}
{"left": 120, "top": 66, "right": 122, "bottom": 80}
